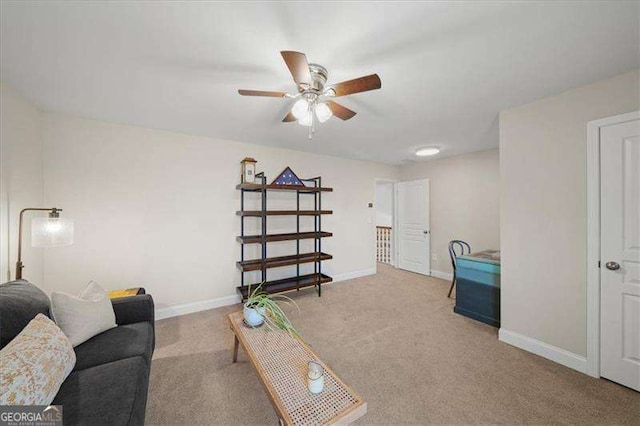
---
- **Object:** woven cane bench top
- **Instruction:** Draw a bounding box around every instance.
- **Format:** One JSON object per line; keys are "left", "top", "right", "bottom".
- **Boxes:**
{"left": 229, "top": 311, "right": 366, "bottom": 425}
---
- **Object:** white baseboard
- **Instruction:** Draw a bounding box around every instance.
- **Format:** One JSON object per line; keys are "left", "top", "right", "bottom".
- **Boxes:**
{"left": 332, "top": 268, "right": 376, "bottom": 283}
{"left": 430, "top": 269, "right": 453, "bottom": 281}
{"left": 155, "top": 268, "right": 377, "bottom": 321}
{"left": 155, "top": 294, "right": 241, "bottom": 321}
{"left": 499, "top": 328, "right": 587, "bottom": 374}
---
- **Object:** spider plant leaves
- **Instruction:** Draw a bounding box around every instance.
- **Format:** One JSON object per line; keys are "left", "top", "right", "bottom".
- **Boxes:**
{"left": 244, "top": 282, "right": 302, "bottom": 340}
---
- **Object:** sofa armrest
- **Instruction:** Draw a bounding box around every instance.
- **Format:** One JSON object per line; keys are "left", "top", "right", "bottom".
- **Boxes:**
{"left": 111, "top": 294, "right": 155, "bottom": 326}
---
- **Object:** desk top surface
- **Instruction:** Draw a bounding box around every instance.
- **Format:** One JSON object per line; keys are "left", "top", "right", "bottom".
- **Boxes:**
{"left": 459, "top": 250, "right": 501, "bottom": 265}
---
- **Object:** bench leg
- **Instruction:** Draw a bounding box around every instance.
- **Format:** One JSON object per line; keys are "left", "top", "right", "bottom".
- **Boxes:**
{"left": 233, "top": 335, "right": 239, "bottom": 363}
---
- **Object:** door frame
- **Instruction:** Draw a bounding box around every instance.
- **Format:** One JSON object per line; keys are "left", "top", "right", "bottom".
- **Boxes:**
{"left": 586, "top": 110, "right": 640, "bottom": 378}
{"left": 375, "top": 178, "right": 399, "bottom": 268}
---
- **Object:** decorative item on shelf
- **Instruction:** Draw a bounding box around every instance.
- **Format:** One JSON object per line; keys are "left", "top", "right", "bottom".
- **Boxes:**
{"left": 308, "top": 361, "right": 324, "bottom": 394}
{"left": 240, "top": 157, "right": 257, "bottom": 183}
{"left": 15, "top": 207, "right": 74, "bottom": 279}
{"left": 271, "top": 167, "right": 304, "bottom": 186}
{"left": 243, "top": 283, "right": 301, "bottom": 337}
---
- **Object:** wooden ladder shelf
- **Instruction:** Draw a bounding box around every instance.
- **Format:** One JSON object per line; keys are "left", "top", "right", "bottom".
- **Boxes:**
{"left": 236, "top": 173, "right": 333, "bottom": 301}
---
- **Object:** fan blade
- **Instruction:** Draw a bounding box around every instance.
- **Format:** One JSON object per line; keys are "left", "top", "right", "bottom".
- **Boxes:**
{"left": 238, "top": 89, "right": 286, "bottom": 97}
{"left": 282, "top": 111, "right": 296, "bottom": 122}
{"left": 328, "top": 74, "right": 381, "bottom": 97}
{"left": 281, "top": 51, "right": 312, "bottom": 87}
{"left": 326, "top": 101, "right": 357, "bottom": 120}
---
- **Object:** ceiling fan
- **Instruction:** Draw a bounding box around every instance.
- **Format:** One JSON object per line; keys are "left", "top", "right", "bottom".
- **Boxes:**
{"left": 238, "top": 51, "right": 382, "bottom": 139}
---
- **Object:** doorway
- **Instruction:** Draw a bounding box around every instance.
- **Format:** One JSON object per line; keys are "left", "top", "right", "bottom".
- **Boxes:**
{"left": 375, "top": 179, "right": 396, "bottom": 267}
{"left": 587, "top": 110, "right": 640, "bottom": 391}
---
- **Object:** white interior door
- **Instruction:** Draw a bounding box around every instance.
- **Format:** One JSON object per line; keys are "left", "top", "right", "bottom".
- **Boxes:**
{"left": 397, "top": 179, "right": 430, "bottom": 275}
{"left": 600, "top": 117, "right": 640, "bottom": 391}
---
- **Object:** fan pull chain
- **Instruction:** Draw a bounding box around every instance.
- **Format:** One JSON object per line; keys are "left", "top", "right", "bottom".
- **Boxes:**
{"left": 308, "top": 101, "right": 315, "bottom": 140}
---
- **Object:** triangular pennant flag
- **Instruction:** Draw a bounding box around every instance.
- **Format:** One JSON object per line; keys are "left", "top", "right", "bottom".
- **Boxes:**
{"left": 271, "top": 167, "right": 304, "bottom": 186}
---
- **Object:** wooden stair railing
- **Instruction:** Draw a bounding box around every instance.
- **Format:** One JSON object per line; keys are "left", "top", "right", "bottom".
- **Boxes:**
{"left": 376, "top": 226, "right": 392, "bottom": 264}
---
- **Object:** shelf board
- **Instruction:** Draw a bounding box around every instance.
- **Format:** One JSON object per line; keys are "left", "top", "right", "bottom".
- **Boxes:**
{"left": 237, "top": 183, "right": 333, "bottom": 193}
{"left": 237, "top": 252, "right": 332, "bottom": 272}
{"left": 237, "top": 231, "right": 332, "bottom": 244}
{"left": 237, "top": 273, "right": 333, "bottom": 299}
{"left": 236, "top": 210, "right": 333, "bottom": 216}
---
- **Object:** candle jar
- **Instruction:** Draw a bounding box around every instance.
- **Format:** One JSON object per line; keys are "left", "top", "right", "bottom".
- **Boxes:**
{"left": 308, "top": 361, "right": 324, "bottom": 394}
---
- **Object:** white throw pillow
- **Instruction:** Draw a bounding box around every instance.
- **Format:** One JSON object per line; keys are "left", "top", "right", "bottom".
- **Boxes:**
{"left": 0, "top": 314, "right": 76, "bottom": 405}
{"left": 51, "top": 281, "right": 117, "bottom": 347}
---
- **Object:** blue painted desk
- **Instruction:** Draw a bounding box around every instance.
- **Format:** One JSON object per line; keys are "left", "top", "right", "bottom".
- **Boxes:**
{"left": 453, "top": 250, "right": 500, "bottom": 327}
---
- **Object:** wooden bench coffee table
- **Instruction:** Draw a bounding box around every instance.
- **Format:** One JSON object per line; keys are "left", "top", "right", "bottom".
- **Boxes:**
{"left": 229, "top": 311, "right": 367, "bottom": 425}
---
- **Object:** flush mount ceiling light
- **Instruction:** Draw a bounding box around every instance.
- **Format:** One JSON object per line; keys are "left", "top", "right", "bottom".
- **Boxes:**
{"left": 415, "top": 147, "right": 440, "bottom": 157}
{"left": 238, "top": 51, "right": 382, "bottom": 139}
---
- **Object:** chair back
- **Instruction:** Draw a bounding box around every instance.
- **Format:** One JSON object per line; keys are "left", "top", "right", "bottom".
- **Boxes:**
{"left": 448, "top": 240, "right": 471, "bottom": 271}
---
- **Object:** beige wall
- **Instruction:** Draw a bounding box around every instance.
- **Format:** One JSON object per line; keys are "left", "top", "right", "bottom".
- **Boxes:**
{"left": 500, "top": 70, "right": 640, "bottom": 357}
{"left": 401, "top": 149, "right": 500, "bottom": 275}
{"left": 41, "top": 113, "right": 399, "bottom": 313}
{"left": 0, "top": 84, "right": 44, "bottom": 285}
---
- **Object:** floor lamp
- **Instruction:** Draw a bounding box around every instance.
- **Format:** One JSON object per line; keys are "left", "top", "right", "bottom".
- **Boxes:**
{"left": 16, "top": 207, "right": 74, "bottom": 280}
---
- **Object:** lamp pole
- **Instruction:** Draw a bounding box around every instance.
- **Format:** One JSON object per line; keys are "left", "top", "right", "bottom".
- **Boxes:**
{"left": 16, "top": 207, "right": 62, "bottom": 280}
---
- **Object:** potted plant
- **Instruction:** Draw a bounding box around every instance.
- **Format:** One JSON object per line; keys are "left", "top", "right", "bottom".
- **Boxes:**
{"left": 243, "top": 283, "right": 300, "bottom": 337}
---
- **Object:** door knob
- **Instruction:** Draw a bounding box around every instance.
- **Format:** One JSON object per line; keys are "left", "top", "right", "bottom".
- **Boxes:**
{"left": 605, "top": 261, "right": 620, "bottom": 271}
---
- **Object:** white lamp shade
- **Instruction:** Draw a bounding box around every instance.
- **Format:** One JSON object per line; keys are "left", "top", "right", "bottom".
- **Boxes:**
{"left": 297, "top": 113, "right": 312, "bottom": 126}
{"left": 291, "top": 99, "right": 309, "bottom": 119}
{"left": 315, "top": 102, "right": 333, "bottom": 123}
{"left": 32, "top": 217, "right": 74, "bottom": 247}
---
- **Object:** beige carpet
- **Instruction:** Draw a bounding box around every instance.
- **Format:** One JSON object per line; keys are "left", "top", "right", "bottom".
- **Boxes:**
{"left": 147, "top": 264, "right": 640, "bottom": 425}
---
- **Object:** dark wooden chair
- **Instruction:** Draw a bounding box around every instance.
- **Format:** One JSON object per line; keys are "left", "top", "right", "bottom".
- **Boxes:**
{"left": 448, "top": 240, "right": 471, "bottom": 298}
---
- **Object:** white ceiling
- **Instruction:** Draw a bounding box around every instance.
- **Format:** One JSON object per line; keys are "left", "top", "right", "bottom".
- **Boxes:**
{"left": 1, "top": 1, "right": 638, "bottom": 165}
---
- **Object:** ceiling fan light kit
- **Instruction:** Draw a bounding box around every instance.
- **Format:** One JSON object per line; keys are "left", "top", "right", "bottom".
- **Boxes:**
{"left": 239, "top": 51, "right": 381, "bottom": 139}
{"left": 292, "top": 99, "right": 333, "bottom": 126}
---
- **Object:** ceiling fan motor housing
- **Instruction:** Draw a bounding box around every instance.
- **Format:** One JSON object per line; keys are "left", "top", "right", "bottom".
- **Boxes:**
{"left": 307, "top": 63, "right": 329, "bottom": 92}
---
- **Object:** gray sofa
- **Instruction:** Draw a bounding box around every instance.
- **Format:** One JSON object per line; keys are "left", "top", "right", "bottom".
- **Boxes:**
{"left": 0, "top": 279, "right": 155, "bottom": 425}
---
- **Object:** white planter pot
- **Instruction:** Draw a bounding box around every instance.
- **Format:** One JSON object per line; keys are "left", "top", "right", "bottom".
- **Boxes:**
{"left": 243, "top": 305, "right": 265, "bottom": 327}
